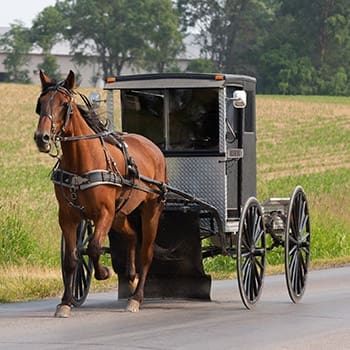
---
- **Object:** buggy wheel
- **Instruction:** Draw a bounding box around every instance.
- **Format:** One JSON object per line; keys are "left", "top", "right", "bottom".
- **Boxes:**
{"left": 285, "top": 186, "right": 311, "bottom": 303}
{"left": 237, "top": 197, "right": 266, "bottom": 309}
{"left": 61, "top": 220, "right": 93, "bottom": 307}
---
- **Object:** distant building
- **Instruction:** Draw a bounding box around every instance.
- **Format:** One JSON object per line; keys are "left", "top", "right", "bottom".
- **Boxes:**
{"left": 0, "top": 26, "right": 200, "bottom": 87}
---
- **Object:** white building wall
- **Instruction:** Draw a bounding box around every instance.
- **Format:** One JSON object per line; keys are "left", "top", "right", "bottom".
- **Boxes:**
{"left": 0, "top": 27, "right": 199, "bottom": 87}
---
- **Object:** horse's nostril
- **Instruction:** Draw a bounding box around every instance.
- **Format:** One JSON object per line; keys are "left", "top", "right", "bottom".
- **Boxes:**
{"left": 42, "top": 133, "right": 50, "bottom": 143}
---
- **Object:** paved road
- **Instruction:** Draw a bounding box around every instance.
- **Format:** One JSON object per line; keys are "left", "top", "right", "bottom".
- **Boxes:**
{"left": 1, "top": 267, "right": 350, "bottom": 349}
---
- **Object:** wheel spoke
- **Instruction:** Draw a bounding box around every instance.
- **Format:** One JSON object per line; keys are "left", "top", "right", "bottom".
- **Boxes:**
{"left": 241, "top": 233, "right": 250, "bottom": 252}
{"left": 251, "top": 208, "right": 258, "bottom": 239}
{"left": 241, "top": 256, "right": 250, "bottom": 276}
{"left": 255, "top": 256, "right": 264, "bottom": 271}
{"left": 253, "top": 260, "right": 262, "bottom": 288}
{"left": 290, "top": 253, "right": 298, "bottom": 292}
{"left": 243, "top": 260, "right": 252, "bottom": 292}
{"left": 300, "top": 213, "right": 309, "bottom": 236}
{"left": 74, "top": 264, "right": 81, "bottom": 297}
{"left": 288, "top": 242, "right": 298, "bottom": 256}
{"left": 80, "top": 262, "right": 88, "bottom": 289}
{"left": 245, "top": 215, "right": 252, "bottom": 247}
{"left": 253, "top": 217, "right": 263, "bottom": 243}
{"left": 299, "top": 249, "right": 307, "bottom": 274}
{"left": 250, "top": 262, "right": 257, "bottom": 300}
{"left": 300, "top": 231, "right": 310, "bottom": 243}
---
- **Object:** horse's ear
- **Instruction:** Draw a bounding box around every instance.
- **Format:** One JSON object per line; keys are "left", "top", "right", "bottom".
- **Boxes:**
{"left": 39, "top": 70, "right": 52, "bottom": 90}
{"left": 65, "top": 70, "right": 75, "bottom": 90}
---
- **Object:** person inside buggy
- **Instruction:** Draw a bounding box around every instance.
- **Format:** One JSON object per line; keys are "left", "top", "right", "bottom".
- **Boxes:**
{"left": 121, "top": 87, "right": 219, "bottom": 152}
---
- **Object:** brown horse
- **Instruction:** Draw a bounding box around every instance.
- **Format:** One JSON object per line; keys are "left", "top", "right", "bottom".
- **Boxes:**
{"left": 34, "top": 70, "right": 167, "bottom": 317}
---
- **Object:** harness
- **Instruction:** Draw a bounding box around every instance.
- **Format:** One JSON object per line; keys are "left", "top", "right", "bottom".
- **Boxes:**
{"left": 37, "top": 82, "right": 167, "bottom": 213}
{"left": 51, "top": 167, "right": 123, "bottom": 191}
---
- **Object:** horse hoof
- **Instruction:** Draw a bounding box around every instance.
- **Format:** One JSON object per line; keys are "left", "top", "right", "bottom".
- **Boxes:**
{"left": 125, "top": 299, "right": 140, "bottom": 313}
{"left": 95, "top": 266, "right": 112, "bottom": 280}
{"left": 54, "top": 304, "right": 71, "bottom": 318}
{"left": 128, "top": 275, "right": 139, "bottom": 294}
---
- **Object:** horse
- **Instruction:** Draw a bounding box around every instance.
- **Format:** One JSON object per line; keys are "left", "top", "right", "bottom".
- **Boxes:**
{"left": 34, "top": 70, "right": 167, "bottom": 317}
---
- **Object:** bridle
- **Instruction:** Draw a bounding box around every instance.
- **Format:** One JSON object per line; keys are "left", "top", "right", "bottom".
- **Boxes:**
{"left": 37, "top": 83, "right": 74, "bottom": 133}
{"left": 36, "top": 82, "right": 113, "bottom": 157}
{"left": 36, "top": 82, "right": 74, "bottom": 156}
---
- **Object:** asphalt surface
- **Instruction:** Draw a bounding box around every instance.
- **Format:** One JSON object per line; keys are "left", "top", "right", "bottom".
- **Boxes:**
{"left": 1, "top": 266, "right": 350, "bottom": 349}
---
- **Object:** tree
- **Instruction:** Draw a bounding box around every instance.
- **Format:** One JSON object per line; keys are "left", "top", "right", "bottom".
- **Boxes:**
{"left": 37, "top": 55, "right": 62, "bottom": 81}
{"left": 177, "top": 0, "right": 275, "bottom": 74}
{"left": 186, "top": 58, "right": 217, "bottom": 73}
{"left": 257, "top": 11, "right": 318, "bottom": 94}
{"left": 31, "top": 6, "right": 68, "bottom": 79}
{"left": 141, "top": 0, "right": 183, "bottom": 72}
{"left": 0, "top": 21, "right": 32, "bottom": 83}
{"left": 271, "top": 0, "right": 350, "bottom": 95}
{"left": 57, "top": 0, "right": 183, "bottom": 76}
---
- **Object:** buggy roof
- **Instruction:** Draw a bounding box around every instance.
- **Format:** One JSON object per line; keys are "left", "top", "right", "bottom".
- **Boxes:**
{"left": 104, "top": 73, "right": 256, "bottom": 90}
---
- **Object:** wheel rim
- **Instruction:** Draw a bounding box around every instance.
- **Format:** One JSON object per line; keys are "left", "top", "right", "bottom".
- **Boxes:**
{"left": 285, "top": 186, "right": 311, "bottom": 303}
{"left": 237, "top": 198, "right": 266, "bottom": 309}
{"left": 61, "top": 220, "right": 93, "bottom": 307}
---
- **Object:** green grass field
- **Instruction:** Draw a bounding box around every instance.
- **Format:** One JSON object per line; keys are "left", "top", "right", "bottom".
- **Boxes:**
{"left": 0, "top": 84, "right": 349, "bottom": 301}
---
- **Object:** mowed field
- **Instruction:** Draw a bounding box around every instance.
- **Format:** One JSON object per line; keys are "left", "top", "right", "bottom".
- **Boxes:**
{"left": 0, "top": 83, "right": 349, "bottom": 302}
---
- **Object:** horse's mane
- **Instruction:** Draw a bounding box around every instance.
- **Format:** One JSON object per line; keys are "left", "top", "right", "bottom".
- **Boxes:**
{"left": 76, "top": 95, "right": 124, "bottom": 147}
{"left": 77, "top": 104, "right": 107, "bottom": 134}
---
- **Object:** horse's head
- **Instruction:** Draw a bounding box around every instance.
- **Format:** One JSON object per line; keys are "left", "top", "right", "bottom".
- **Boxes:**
{"left": 34, "top": 70, "right": 76, "bottom": 153}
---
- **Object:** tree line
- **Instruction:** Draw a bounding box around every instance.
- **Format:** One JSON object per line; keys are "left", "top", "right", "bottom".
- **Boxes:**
{"left": 1, "top": 0, "right": 349, "bottom": 95}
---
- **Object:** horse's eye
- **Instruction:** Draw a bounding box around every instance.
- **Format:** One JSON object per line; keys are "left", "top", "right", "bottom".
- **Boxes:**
{"left": 61, "top": 102, "right": 69, "bottom": 109}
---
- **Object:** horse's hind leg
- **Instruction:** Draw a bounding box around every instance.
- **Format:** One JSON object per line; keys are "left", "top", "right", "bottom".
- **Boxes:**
{"left": 126, "top": 200, "right": 164, "bottom": 312}
{"left": 112, "top": 215, "right": 139, "bottom": 293}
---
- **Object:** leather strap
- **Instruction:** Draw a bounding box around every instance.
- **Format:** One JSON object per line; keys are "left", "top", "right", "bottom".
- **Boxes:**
{"left": 51, "top": 168, "right": 123, "bottom": 191}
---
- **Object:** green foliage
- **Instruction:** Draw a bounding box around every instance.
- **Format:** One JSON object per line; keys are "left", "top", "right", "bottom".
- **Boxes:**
{"left": 0, "top": 21, "right": 32, "bottom": 83}
{"left": 59, "top": 0, "right": 183, "bottom": 75}
{"left": 37, "top": 54, "right": 62, "bottom": 80}
{"left": 31, "top": 6, "right": 66, "bottom": 53}
{"left": 178, "top": 0, "right": 350, "bottom": 95}
{"left": 259, "top": 0, "right": 350, "bottom": 94}
{"left": 0, "top": 165, "right": 59, "bottom": 268}
{"left": 0, "top": 213, "right": 31, "bottom": 265}
{"left": 186, "top": 58, "right": 217, "bottom": 73}
{"left": 178, "top": 0, "right": 277, "bottom": 73}
{"left": 2, "top": 0, "right": 350, "bottom": 94}
{"left": 140, "top": 0, "right": 184, "bottom": 72}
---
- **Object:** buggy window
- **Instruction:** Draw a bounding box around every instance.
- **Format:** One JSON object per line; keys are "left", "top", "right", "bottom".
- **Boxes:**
{"left": 121, "top": 88, "right": 219, "bottom": 152}
{"left": 168, "top": 89, "right": 219, "bottom": 151}
{"left": 121, "top": 90, "right": 164, "bottom": 148}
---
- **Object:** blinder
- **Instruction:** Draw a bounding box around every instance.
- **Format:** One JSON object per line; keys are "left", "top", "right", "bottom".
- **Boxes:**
{"left": 35, "top": 98, "right": 41, "bottom": 115}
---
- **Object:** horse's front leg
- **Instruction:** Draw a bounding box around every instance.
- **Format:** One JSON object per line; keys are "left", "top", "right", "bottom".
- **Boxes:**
{"left": 87, "top": 209, "right": 114, "bottom": 281}
{"left": 55, "top": 218, "right": 79, "bottom": 318}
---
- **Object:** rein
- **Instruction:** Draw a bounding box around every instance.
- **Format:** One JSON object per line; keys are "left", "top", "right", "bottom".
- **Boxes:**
{"left": 39, "top": 83, "right": 167, "bottom": 211}
{"left": 55, "top": 130, "right": 115, "bottom": 142}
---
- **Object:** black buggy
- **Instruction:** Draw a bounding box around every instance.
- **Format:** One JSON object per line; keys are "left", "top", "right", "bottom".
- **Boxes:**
{"left": 66, "top": 73, "right": 311, "bottom": 309}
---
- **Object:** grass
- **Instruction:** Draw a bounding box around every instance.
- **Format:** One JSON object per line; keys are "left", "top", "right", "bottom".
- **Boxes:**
{"left": 256, "top": 96, "right": 350, "bottom": 266}
{"left": 0, "top": 265, "right": 118, "bottom": 303}
{"left": 0, "top": 84, "right": 349, "bottom": 302}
